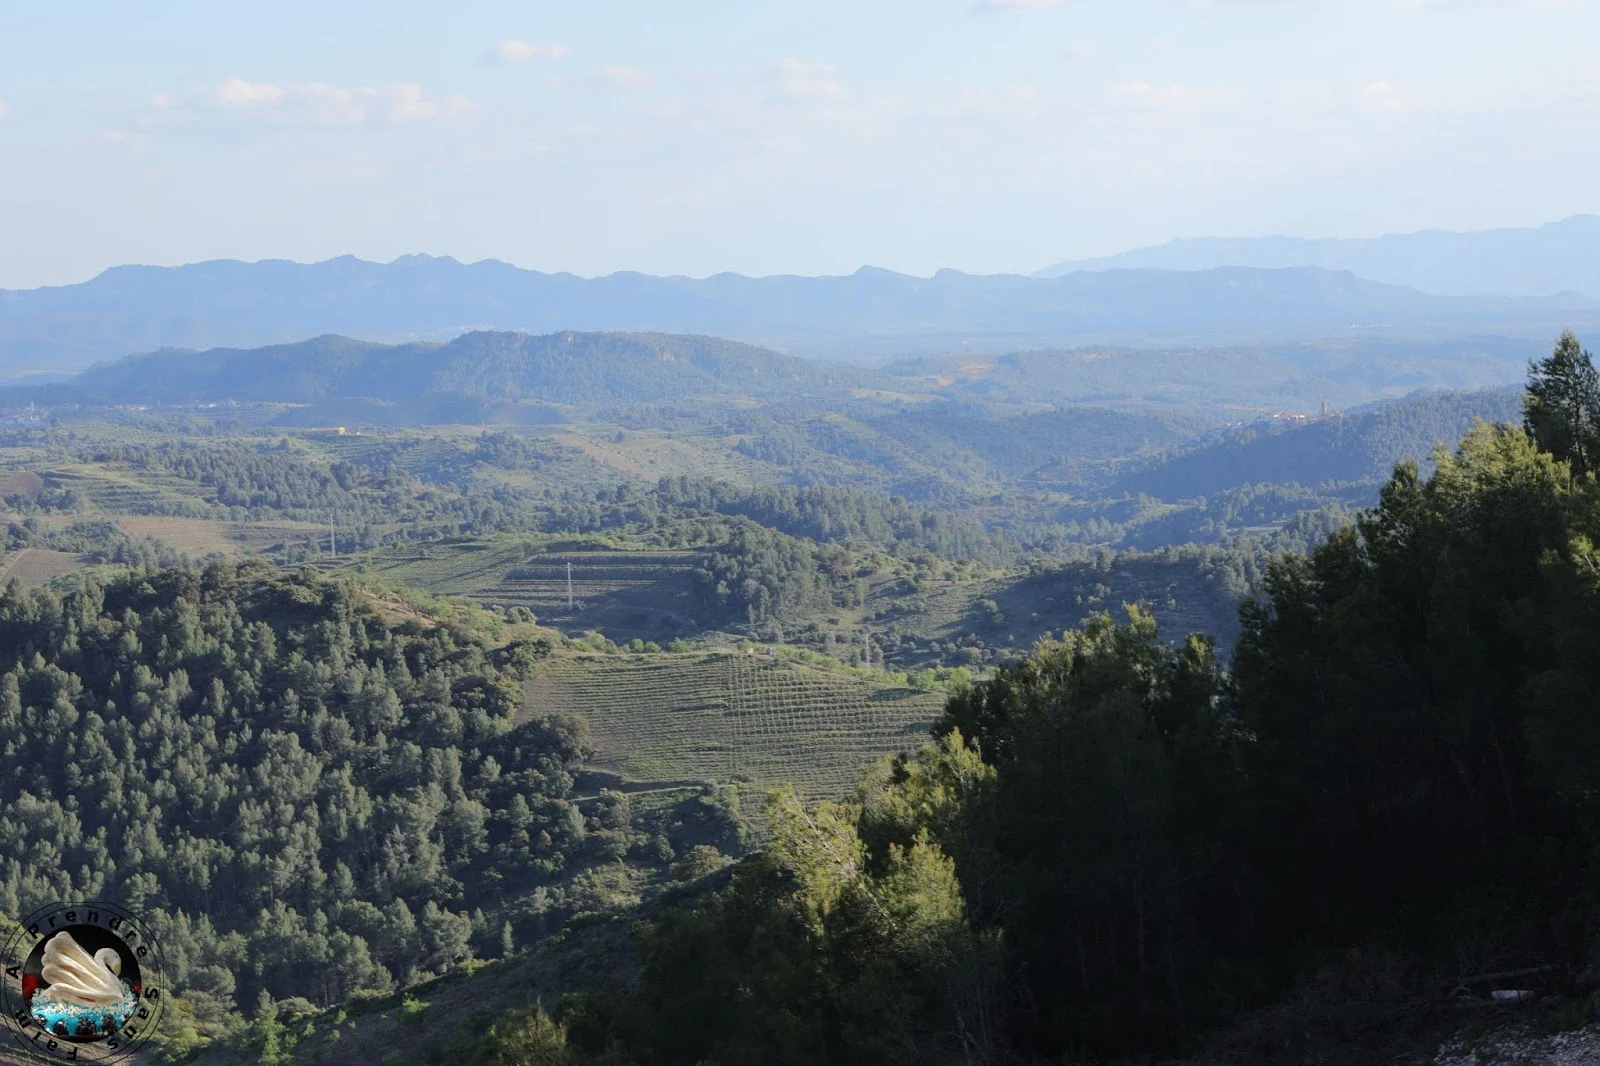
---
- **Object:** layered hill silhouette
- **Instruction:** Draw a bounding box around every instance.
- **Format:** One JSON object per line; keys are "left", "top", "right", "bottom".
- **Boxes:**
{"left": 2, "top": 254, "right": 1593, "bottom": 372}
{"left": 1037, "top": 215, "right": 1600, "bottom": 298}
{"left": 50, "top": 330, "right": 876, "bottom": 413}
{"left": 26, "top": 327, "right": 1555, "bottom": 430}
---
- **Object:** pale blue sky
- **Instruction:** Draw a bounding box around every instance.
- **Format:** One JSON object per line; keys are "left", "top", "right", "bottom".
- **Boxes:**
{"left": 1, "top": 0, "right": 1596, "bottom": 287}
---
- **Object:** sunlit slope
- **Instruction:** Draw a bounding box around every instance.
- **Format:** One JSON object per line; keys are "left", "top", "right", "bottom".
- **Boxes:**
{"left": 525, "top": 653, "right": 945, "bottom": 804}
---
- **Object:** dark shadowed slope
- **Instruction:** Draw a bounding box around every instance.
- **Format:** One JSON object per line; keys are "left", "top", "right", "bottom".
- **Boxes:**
{"left": 1112, "top": 387, "right": 1526, "bottom": 499}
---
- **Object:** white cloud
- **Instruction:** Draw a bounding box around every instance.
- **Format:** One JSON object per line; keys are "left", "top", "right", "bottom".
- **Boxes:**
{"left": 588, "top": 65, "right": 654, "bottom": 90}
{"left": 1359, "top": 78, "right": 1408, "bottom": 112}
{"left": 149, "top": 79, "right": 471, "bottom": 127}
{"left": 214, "top": 78, "right": 286, "bottom": 107}
{"left": 485, "top": 40, "right": 567, "bottom": 65}
{"left": 100, "top": 130, "right": 152, "bottom": 151}
{"left": 385, "top": 84, "right": 468, "bottom": 122}
{"left": 1109, "top": 81, "right": 1243, "bottom": 111}
{"left": 771, "top": 58, "right": 846, "bottom": 102}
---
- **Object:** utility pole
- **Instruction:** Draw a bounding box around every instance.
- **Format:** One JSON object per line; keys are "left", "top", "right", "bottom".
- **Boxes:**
{"left": 330, "top": 512, "right": 336, "bottom": 559}
{"left": 566, "top": 562, "right": 573, "bottom": 609}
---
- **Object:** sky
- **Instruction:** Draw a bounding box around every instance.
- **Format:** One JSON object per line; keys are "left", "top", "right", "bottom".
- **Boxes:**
{"left": 1, "top": 0, "right": 1597, "bottom": 288}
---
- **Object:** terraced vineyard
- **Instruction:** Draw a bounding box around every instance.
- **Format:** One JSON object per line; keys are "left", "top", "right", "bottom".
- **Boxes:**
{"left": 353, "top": 541, "right": 708, "bottom": 639}
{"left": 526, "top": 653, "right": 944, "bottom": 804}
{"left": 485, "top": 549, "right": 703, "bottom": 634}
{"left": 41, "top": 467, "right": 194, "bottom": 514}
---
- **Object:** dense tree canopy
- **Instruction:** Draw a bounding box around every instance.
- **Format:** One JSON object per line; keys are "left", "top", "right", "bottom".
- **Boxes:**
{"left": 0, "top": 563, "right": 743, "bottom": 1043}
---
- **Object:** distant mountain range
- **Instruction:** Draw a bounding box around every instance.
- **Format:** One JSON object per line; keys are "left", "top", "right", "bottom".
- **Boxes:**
{"left": 1, "top": 254, "right": 1595, "bottom": 373}
{"left": 1036, "top": 215, "right": 1600, "bottom": 298}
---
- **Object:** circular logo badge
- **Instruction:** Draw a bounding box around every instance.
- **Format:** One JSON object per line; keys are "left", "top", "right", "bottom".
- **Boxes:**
{"left": 1, "top": 903, "right": 165, "bottom": 1063}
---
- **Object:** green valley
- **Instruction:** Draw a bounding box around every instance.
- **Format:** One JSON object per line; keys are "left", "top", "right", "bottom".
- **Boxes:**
{"left": 0, "top": 326, "right": 1576, "bottom": 1066}
{"left": 10, "top": 9, "right": 1598, "bottom": 1060}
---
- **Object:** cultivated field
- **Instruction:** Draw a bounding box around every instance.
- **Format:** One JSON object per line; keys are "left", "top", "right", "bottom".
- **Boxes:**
{"left": 485, "top": 549, "right": 702, "bottom": 635}
{"left": 41, "top": 465, "right": 194, "bottom": 513}
{"left": 110, "top": 515, "right": 328, "bottom": 556}
{"left": 0, "top": 549, "right": 89, "bottom": 588}
{"left": 0, "top": 471, "right": 43, "bottom": 497}
{"left": 525, "top": 653, "right": 945, "bottom": 804}
{"left": 357, "top": 541, "right": 709, "bottom": 640}
{"left": 356, "top": 540, "right": 534, "bottom": 597}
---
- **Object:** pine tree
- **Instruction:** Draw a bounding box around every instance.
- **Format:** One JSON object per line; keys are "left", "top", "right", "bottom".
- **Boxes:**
{"left": 254, "top": 989, "right": 289, "bottom": 1066}
{"left": 1525, "top": 330, "right": 1600, "bottom": 477}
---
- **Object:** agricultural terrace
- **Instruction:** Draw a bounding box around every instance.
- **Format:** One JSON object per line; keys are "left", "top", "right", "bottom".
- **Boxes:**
{"left": 525, "top": 653, "right": 945, "bottom": 804}
{"left": 486, "top": 550, "right": 701, "bottom": 631}
{"left": 356, "top": 541, "right": 707, "bottom": 640}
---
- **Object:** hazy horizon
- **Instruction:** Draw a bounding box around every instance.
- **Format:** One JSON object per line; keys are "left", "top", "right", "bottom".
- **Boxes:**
{"left": 4, "top": 1, "right": 1599, "bottom": 289}
{"left": 5, "top": 213, "right": 1596, "bottom": 293}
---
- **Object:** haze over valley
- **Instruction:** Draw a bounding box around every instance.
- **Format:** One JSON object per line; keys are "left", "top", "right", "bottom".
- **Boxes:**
{"left": 6, "top": 3, "right": 1600, "bottom": 1065}
{"left": 4, "top": 216, "right": 1599, "bottom": 372}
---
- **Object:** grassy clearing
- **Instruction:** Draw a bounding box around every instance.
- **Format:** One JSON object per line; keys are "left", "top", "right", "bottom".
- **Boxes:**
{"left": 553, "top": 434, "right": 654, "bottom": 479}
{"left": 866, "top": 554, "right": 1247, "bottom": 661}
{"left": 0, "top": 470, "right": 43, "bottom": 497}
{"left": 985, "top": 557, "right": 1245, "bottom": 650}
{"left": 575, "top": 429, "right": 778, "bottom": 485}
{"left": 526, "top": 653, "right": 945, "bottom": 805}
{"left": 109, "top": 515, "right": 326, "bottom": 557}
{"left": 0, "top": 549, "right": 89, "bottom": 588}
{"left": 355, "top": 540, "right": 534, "bottom": 597}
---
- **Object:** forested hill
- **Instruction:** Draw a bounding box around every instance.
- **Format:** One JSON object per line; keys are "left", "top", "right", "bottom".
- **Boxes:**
{"left": 0, "top": 561, "right": 745, "bottom": 1057}
{"left": 880, "top": 338, "right": 1540, "bottom": 411}
{"left": 52, "top": 331, "right": 876, "bottom": 407}
{"left": 34, "top": 328, "right": 1546, "bottom": 429}
{"left": 1114, "top": 386, "right": 1525, "bottom": 499}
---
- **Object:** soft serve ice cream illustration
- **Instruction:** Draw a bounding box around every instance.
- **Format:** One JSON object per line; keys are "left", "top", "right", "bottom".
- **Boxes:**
{"left": 27, "top": 931, "right": 137, "bottom": 1039}
{"left": 3, "top": 902, "right": 166, "bottom": 1061}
